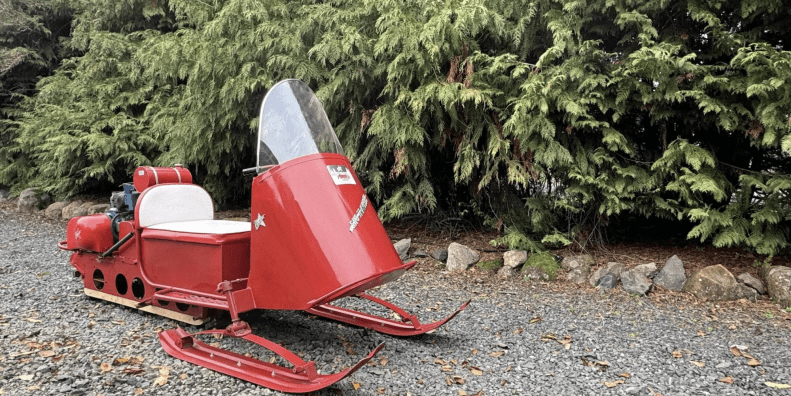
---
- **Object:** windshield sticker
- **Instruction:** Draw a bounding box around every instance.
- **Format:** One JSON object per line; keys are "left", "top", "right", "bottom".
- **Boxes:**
{"left": 349, "top": 194, "right": 368, "bottom": 233}
{"left": 327, "top": 165, "right": 356, "bottom": 185}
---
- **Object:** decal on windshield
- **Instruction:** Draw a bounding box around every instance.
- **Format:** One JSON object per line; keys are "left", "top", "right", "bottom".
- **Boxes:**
{"left": 327, "top": 165, "right": 356, "bottom": 185}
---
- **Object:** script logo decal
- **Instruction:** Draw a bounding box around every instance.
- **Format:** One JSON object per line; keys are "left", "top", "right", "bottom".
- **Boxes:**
{"left": 349, "top": 194, "right": 368, "bottom": 232}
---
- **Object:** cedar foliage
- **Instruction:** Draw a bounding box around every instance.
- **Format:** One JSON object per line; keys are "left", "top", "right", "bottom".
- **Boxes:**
{"left": 1, "top": 0, "right": 789, "bottom": 255}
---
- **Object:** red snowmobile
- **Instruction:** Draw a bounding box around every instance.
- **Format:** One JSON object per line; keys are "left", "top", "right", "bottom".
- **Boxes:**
{"left": 59, "top": 79, "right": 468, "bottom": 393}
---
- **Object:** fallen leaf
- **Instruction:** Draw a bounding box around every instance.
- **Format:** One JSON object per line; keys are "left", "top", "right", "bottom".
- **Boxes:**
{"left": 352, "top": 382, "right": 361, "bottom": 390}
{"left": 445, "top": 376, "right": 453, "bottom": 386}
{"left": 765, "top": 382, "right": 791, "bottom": 389}
{"left": 158, "top": 367, "right": 170, "bottom": 377}
{"left": 441, "top": 365, "right": 453, "bottom": 372}
{"left": 100, "top": 362, "right": 112, "bottom": 373}
{"left": 38, "top": 350, "right": 55, "bottom": 358}
{"left": 379, "top": 357, "right": 388, "bottom": 366}
{"left": 134, "top": 388, "right": 144, "bottom": 395}
{"left": 472, "top": 349, "right": 478, "bottom": 355}
{"left": 25, "top": 318, "right": 41, "bottom": 323}
{"left": 529, "top": 317, "right": 542, "bottom": 324}
{"left": 451, "top": 376, "right": 465, "bottom": 385}
{"left": 26, "top": 386, "right": 39, "bottom": 391}
{"left": 131, "top": 356, "right": 145, "bottom": 365}
{"left": 541, "top": 333, "right": 556, "bottom": 342}
{"left": 209, "top": 342, "right": 221, "bottom": 348}
{"left": 153, "top": 376, "right": 167, "bottom": 386}
{"left": 377, "top": 387, "right": 385, "bottom": 394}
{"left": 113, "top": 357, "right": 130, "bottom": 366}
{"left": 470, "top": 367, "right": 483, "bottom": 376}
{"left": 513, "top": 328, "right": 523, "bottom": 334}
{"left": 691, "top": 361, "right": 705, "bottom": 367}
{"left": 671, "top": 350, "right": 683, "bottom": 358}
{"left": 417, "top": 379, "right": 424, "bottom": 385}
{"left": 602, "top": 380, "right": 624, "bottom": 388}
{"left": 179, "top": 373, "right": 187, "bottom": 380}
{"left": 18, "top": 374, "right": 34, "bottom": 381}
{"left": 718, "top": 377, "right": 734, "bottom": 384}
{"left": 729, "top": 346, "right": 742, "bottom": 357}
{"left": 459, "top": 391, "right": 467, "bottom": 396}
{"left": 619, "top": 372, "right": 631, "bottom": 378}
{"left": 697, "top": 330, "right": 705, "bottom": 336}
{"left": 123, "top": 368, "right": 144, "bottom": 375}
{"left": 747, "top": 358, "right": 761, "bottom": 367}
{"left": 489, "top": 351, "right": 504, "bottom": 358}
{"left": 346, "top": 346, "right": 357, "bottom": 356}
{"left": 434, "top": 358, "right": 445, "bottom": 365}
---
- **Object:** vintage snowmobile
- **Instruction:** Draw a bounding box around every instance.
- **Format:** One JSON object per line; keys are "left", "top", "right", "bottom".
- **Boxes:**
{"left": 59, "top": 79, "right": 468, "bottom": 393}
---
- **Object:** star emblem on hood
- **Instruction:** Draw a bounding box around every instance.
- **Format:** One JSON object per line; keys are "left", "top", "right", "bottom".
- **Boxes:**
{"left": 254, "top": 213, "right": 266, "bottom": 230}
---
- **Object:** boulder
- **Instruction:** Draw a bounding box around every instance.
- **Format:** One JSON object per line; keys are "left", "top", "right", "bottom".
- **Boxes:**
{"left": 766, "top": 266, "right": 791, "bottom": 308}
{"left": 560, "top": 254, "right": 594, "bottom": 271}
{"left": 566, "top": 264, "right": 591, "bottom": 284}
{"left": 683, "top": 265, "right": 757, "bottom": 302}
{"left": 393, "top": 238, "right": 411, "bottom": 260}
{"left": 631, "top": 263, "right": 659, "bottom": 279}
{"left": 17, "top": 188, "right": 39, "bottom": 212}
{"left": 589, "top": 262, "right": 625, "bottom": 287}
{"left": 522, "top": 252, "right": 560, "bottom": 280}
{"left": 88, "top": 204, "right": 111, "bottom": 215}
{"left": 413, "top": 249, "right": 428, "bottom": 258}
{"left": 61, "top": 201, "right": 87, "bottom": 220}
{"left": 0, "top": 188, "right": 9, "bottom": 202}
{"left": 621, "top": 269, "right": 652, "bottom": 295}
{"left": 503, "top": 250, "right": 528, "bottom": 268}
{"left": 654, "top": 255, "right": 686, "bottom": 291}
{"left": 446, "top": 242, "right": 479, "bottom": 272}
{"left": 497, "top": 266, "right": 518, "bottom": 279}
{"left": 431, "top": 248, "right": 448, "bottom": 261}
{"left": 597, "top": 274, "right": 618, "bottom": 289}
{"left": 737, "top": 273, "right": 767, "bottom": 295}
{"left": 523, "top": 266, "right": 550, "bottom": 281}
{"left": 44, "top": 201, "right": 69, "bottom": 219}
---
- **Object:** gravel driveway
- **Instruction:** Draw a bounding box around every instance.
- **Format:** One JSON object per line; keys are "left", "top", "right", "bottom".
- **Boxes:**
{"left": 1, "top": 205, "right": 790, "bottom": 395}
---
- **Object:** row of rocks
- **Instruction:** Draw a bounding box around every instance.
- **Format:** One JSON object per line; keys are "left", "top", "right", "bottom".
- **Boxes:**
{"left": 11, "top": 187, "right": 111, "bottom": 219}
{"left": 394, "top": 238, "right": 791, "bottom": 309}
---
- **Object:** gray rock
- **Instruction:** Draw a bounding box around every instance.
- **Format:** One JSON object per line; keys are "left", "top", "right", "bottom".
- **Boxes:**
{"left": 61, "top": 201, "right": 87, "bottom": 220}
{"left": 523, "top": 266, "right": 550, "bottom": 281}
{"left": 621, "top": 269, "right": 652, "bottom": 295}
{"left": 737, "top": 272, "right": 767, "bottom": 295}
{"left": 393, "top": 238, "right": 411, "bottom": 260}
{"left": 431, "top": 248, "right": 448, "bottom": 261}
{"left": 45, "top": 201, "right": 69, "bottom": 219}
{"left": 497, "top": 266, "right": 518, "bottom": 279}
{"left": 88, "top": 204, "right": 111, "bottom": 215}
{"left": 17, "top": 187, "right": 39, "bottom": 212}
{"left": 655, "top": 255, "right": 686, "bottom": 291}
{"left": 683, "top": 264, "right": 758, "bottom": 302}
{"left": 589, "top": 262, "right": 625, "bottom": 286}
{"left": 560, "top": 254, "right": 594, "bottom": 271}
{"left": 503, "top": 250, "right": 528, "bottom": 268}
{"left": 632, "top": 262, "right": 659, "bottom": 279}
{"left": 766, "top": 266, "right": 791, "bottom": 308}
{"left": 566, "top": 263, "right": 591, "bottom": 284}
{"left": 597, "top": 274, "right": 618, "bottom": 289}
{"left": 446, "top": 242, "right": 479, "bottom": 272}
{"left": 0, "top": 188, "right": 9, "bottom": 202}
{"left": 413, "top": 249, "right": 428, "bottom": 258}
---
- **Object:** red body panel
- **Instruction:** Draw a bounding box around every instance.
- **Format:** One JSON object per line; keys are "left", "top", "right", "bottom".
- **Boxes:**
{"left": 133, "top": 166, "right": 192, "bottom": 191}
{"left": 141, "top": 229, "right": 250, "bottom": 296}
{"left": 248, "top": 153, "right": 405, "bottom": 310}
{"left": 66, "top": 214, "right": 113, "bottom": 252}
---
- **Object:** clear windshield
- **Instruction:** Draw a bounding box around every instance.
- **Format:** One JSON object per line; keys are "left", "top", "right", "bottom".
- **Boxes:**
{"left": 257, "top": 79, "right": 344, "bottom": 169}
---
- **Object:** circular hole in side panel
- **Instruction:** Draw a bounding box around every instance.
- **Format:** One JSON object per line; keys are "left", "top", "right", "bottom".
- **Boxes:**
{"left": 131, "top": 278, "right": 145, "bottom": 300}
{"left": 176, "top": 303, "right": 190, "bottom": 312}
{"left": 115, "top": 274, "right": 128, "bottom": 295}
{"left": 157, "top": 300, "right": 170, "bottom": 307}
{"left": 92, "top": 269, "right": 104, "bottom": 290}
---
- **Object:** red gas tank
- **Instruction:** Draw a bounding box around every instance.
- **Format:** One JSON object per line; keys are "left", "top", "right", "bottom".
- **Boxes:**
{"left": 248, "top": 153, "right": 406, "bottom": 310}
{"left": 133, "top": 165, "right": 192, "bottom": 191}
{"left": 66, "top": 214, "right": 113, "bottom": 252}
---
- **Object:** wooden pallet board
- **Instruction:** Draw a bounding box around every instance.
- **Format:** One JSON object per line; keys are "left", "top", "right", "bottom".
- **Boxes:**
{"left": 84, "top": 288, "right": 209, "bottom": 326}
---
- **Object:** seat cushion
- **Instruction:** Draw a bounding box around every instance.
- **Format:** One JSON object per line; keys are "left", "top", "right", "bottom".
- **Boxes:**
{"left": 137, "top": 184, "right": 214, "bottom": 228}
{"left": 147, "top": 220, "right": 250, "bottom": 235}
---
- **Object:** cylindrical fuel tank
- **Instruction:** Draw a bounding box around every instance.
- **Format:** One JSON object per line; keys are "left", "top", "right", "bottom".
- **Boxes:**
{"left": 133, "top": 165, "right": 192, "bottom": 192}
{"left": 248, "top": 153, "right": 407, "bottom": 310}
{"left": 66, "top": 214, "right": 113, "bottom": 252}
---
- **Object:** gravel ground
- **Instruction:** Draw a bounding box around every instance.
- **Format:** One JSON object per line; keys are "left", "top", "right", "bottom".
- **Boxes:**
{"left": 1, "top": 205, "right": 790, "bottom": 395}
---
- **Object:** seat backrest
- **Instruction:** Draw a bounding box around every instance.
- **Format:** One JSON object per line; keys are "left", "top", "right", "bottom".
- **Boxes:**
{"left": 136, "top": 184, "right": 214, "bottom": 228}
